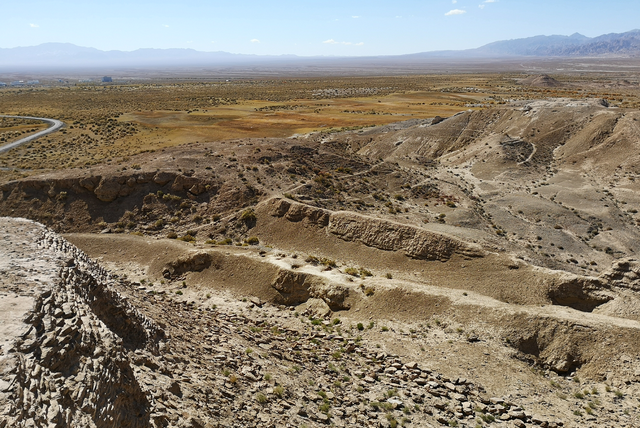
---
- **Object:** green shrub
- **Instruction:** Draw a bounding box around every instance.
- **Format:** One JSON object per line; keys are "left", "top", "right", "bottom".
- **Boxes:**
{"left": 344, "top": 267, "right": 359, "bottom": 276}
{"left": 245, "top": 236, "right": 260, "bottom": 245}
{"left": 320, "top": 258, "right": 337, "bottom": 268}
{"left": 359, "top": 268, "right": 373, "bottom": 277}
{"left": 240, "top": 209, "right": 256, "bottom": 222}
{"left": 273, "top": 385, "right": 284, "bottom": 398}
{"left": 319, "top": 402, "right": 331, "bottom": 414}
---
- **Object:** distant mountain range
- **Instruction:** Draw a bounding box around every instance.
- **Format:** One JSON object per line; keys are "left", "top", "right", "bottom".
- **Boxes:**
{"left": 470, "top": 29, "right": 640, "bottom": 57}
{"left": 0, "top": 43, "right": 284, "bottom": 68}
{"left": 1, "top": 30, "right": 639, "bottom": 70}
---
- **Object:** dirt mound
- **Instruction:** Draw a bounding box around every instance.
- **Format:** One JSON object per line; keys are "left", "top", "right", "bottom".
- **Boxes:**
{"left": 520, "top": 74, "right": 563, "bottom": 87}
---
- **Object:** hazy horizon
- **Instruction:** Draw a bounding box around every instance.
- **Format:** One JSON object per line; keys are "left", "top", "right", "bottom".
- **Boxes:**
{"left": 3, "top": 0, "right": 640, "bottom": 56}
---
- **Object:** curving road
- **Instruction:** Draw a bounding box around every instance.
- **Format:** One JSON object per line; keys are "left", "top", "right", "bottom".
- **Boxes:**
{"left": 0, "top": 115, "right": 64, "bottom": 154}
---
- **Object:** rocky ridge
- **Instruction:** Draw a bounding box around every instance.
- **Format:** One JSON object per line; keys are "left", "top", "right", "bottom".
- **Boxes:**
{"left": 3, "top": 218, "right": 640, "bottom": 427}
{"left": 0, "top": 218, "right": 162, "bottom": 427}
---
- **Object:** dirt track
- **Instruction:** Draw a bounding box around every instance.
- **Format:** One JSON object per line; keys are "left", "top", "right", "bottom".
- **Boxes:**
{"left": 0, "top": 115, "right": 64, "bottom": 154}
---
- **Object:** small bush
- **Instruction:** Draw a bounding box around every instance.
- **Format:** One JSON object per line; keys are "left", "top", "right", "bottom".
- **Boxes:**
{"left": 359, "top": 268, "right": 373, "bottom": 277}
{"left": 357, "top": 323, "right": 364, "bottom": 331}
{"left": 480, "top": 414, "right": 495, "bottom": 423}
{"left": 320, "top": 258, "right": 337, "bottom": 268}
{"left": 162, "top": 193, "right": 182, "bottom": 202}
{"left": 344, "top": 267, "right": 359, "bottom": 276}
{"left": 273, "top": 385, "right": 284, "bottom": 398}
{"left": 388, "top": 415, "right": 398, "bottom": 428}
{"left": 245, "top": 236, "right": 260, "bottom": 245}
{"left": 256, "top": 393, "right": 267, "bottom": 404}
{"left": 240, "top": 209, "right": 256, "bottom": 222}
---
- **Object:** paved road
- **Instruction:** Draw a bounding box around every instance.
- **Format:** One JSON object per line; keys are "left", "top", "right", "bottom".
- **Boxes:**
{"left": 0, "top": 115, "right": 64, "bottom": 154}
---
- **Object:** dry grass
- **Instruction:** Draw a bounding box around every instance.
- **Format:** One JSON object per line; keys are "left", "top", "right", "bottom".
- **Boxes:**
{"left": 0, "top": 73, "right": 638, "bottom": 182}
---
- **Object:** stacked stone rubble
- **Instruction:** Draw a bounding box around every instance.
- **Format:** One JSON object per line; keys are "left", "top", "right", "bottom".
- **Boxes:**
{"left": 1, "top": 226, "right": 163, "bottom": 428}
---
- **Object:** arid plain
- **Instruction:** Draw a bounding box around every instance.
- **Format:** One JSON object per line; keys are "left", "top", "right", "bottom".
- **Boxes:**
{"left": 2, "top": 71, "right": 640, "bottom": 428}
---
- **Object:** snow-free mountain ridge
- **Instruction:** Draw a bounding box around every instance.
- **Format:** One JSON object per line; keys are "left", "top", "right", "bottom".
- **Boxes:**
{"left": 1, "top": 30, "right": 639, "bottom": 70}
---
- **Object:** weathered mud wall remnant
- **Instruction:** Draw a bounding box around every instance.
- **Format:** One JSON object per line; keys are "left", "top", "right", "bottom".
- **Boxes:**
{"left": 0, "top": 221, "right": 163, "bottom": 428}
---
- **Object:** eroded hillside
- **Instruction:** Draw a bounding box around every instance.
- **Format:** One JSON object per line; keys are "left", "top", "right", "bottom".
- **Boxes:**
{"left": 2, "top": 97, "right": 640, "bottom": 427}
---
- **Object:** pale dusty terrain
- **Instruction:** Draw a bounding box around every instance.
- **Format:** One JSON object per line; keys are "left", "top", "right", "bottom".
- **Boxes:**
{"left": 3, "top": 217, "right": 640, "bottom": 428}
{"left": 2, "top": 75, "right": 640, "bottom": 427}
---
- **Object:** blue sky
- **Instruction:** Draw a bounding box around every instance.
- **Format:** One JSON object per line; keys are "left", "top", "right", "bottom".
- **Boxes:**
{"left": 2, "top": 0, "right": 639, "bottom": 55}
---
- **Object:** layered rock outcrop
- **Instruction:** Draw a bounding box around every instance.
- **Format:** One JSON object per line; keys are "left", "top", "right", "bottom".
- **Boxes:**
{"left": 266, "top": 197, "right": 485, "bottom": 261}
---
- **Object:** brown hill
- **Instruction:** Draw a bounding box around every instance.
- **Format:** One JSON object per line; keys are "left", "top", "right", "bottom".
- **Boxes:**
{"left": 519, "top": 74, "right": 563, "bottom": 87}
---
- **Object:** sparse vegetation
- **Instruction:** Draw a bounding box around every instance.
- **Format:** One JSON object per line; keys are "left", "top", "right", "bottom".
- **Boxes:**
{"left": 4, "top": 71, "right": 640, "bottom": 428}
